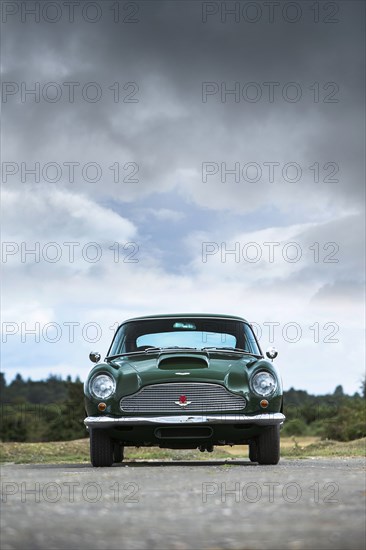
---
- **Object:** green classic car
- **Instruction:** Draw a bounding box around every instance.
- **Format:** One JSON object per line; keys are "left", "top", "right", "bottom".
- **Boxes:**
{"left": 84, "top": 313, "right": 285, "bottom": 466}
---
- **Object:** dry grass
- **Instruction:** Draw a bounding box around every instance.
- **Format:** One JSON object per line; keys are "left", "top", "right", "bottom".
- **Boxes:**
{"left": 0, "top": 437, "right": 365, "bottom": 464}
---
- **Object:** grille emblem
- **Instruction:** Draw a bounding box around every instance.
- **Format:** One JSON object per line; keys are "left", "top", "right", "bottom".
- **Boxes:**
{"left": 175, "top": 395, "right": 192, "bottom": 407}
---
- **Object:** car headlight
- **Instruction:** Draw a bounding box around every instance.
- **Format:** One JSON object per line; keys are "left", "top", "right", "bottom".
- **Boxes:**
{"left": 251, "top": 371, "right": 277, "bottom": 397}
{"left": 90, "top": 374, "right": 116, "bottom": 399}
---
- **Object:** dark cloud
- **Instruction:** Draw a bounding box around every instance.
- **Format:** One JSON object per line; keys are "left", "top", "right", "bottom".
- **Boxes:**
{"left": 2, "top": 1, "right": 364, "bottom": 210}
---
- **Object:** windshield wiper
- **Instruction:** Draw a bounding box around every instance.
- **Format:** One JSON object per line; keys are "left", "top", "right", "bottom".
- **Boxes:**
{"left": 106, "top": 347, "right": 198, "bottom": 360}
{"left": 106, "top": 352, "right": 136, "bottom": 360}
{"left": 143, "top": 346, "right": 199, "bottom": 353}
{"left": 201, "top": 347, "right": 262, "bottom": 358}
{"left": 106, "top": 350, "right": 159, "bottom": 360}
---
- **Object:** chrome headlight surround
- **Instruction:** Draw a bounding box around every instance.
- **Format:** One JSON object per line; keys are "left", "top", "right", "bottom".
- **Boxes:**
{"left": 89, "top": 373, "right": 116, "bottom": 400}
{"left": 251, "top": 370, "right": 277, "bottom": 397}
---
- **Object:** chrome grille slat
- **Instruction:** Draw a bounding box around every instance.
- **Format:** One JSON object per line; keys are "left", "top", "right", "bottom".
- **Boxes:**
{"left": 120, "top": 383, "right": 246, "bottom": 413}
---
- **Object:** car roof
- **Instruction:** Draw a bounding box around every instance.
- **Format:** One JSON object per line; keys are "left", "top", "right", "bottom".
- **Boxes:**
{"left": 122, "top": 313, "right": 249, "bottom": 324}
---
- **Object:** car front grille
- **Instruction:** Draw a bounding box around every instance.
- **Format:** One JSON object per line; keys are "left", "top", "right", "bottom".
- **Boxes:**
{"left": 120, "top": 383, "right": 246, "bottom": 413}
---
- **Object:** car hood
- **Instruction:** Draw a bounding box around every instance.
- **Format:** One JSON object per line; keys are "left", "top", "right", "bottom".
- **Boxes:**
{"left": 101, "top": 350, "right": 269, "bottom": 398}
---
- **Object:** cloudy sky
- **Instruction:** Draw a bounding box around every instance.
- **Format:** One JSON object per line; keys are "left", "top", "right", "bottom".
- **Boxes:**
{"left": 1, "top": 0, "right": 365, "bottom": 394}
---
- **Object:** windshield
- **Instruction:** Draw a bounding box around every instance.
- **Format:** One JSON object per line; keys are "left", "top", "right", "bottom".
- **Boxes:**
{"left": 108, "top": 318, "right": 261, "bottom": 356}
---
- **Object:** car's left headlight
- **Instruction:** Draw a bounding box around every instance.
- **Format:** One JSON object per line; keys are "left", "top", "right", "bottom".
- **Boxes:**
{"left": 251, "top": 371, "right": 277, "bottom": 397}
{"left": 90, "top": 374, "right": 116, "bottom": 399}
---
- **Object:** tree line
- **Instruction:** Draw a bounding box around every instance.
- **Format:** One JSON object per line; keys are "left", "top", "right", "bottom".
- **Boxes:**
{"left": 0, "top": 373, "right": 365, "bottom": 443}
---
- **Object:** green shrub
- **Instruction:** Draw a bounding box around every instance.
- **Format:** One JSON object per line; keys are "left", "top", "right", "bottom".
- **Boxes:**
{"left": 321, "top": 399, "right": 366, "bottom": 441}
{"left": 282, "top": 418, "right": 308, "bottom": 436}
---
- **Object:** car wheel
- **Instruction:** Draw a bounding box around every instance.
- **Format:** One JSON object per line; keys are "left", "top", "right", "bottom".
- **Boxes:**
{"left": 90, "top": 429, "right": 113, "bottom": 467}
{"left": 248, "top": 440, "right": 258, "bottom": 462}
{"left": 256, "top": 425, "right": 280, "bottom": 465}
{"left": 113, "top": 443, "right": 124, "bottom": 463}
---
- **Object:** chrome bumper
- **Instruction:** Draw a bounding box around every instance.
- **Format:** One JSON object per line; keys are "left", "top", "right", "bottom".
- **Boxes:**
{"left": 84, "top": 413, "right": 285, "bottom": 429}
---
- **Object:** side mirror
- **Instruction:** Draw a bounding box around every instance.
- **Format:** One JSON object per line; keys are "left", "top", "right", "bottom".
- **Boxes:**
{"left": 89, "top": 351, "right": 101, "bottom": 363}
{"left": 266, "top": 347, "right": 278, "bottom": 361}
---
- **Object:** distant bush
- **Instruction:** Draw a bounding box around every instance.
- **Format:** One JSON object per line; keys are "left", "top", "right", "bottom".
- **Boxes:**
{"left": 0, "top": 376, "right": 86, "bottom": 442}
{"left": 282, "top": 418, "right": 308, "bottom": 436}
{"left": 321, "top": 399, "right": 366, "bottom": 442}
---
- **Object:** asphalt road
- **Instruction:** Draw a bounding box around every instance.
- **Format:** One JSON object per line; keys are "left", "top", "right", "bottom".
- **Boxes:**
{"left": 1, "top": 458, "right": 365, "bottom": 550}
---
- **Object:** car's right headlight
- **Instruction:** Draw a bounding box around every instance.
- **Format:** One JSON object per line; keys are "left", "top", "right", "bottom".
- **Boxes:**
{"left": 251, "top": 371, "right": 277, "bottom": 397}
{"left": 90, "top": 374, "right": 116, "bottom": 399}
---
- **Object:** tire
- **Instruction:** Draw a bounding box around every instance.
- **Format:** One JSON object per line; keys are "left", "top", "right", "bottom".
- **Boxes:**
{"left": 113, "top": 443, "right": 124, "bottom": 463}
{"left": 90, "top": 429, "right": 113, "bottom": 467}
{"left": 248, "top": 440, "right": 258, "bottom": 462}
{"left": 256, "top": 425, "right": 280, "bottom": 465}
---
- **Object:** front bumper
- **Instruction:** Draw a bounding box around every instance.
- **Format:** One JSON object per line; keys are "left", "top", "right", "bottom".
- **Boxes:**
{"left": 84, "top": 413, "right": 285, "bottom": 429}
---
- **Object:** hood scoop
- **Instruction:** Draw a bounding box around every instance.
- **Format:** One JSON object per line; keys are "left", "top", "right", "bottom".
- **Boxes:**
{"left": 157, "top": 353, "right": 209, "bottom": 370}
